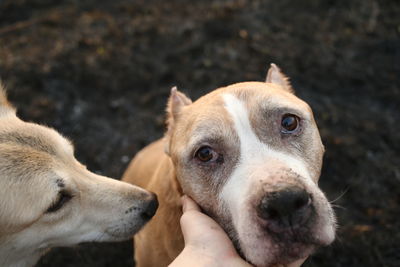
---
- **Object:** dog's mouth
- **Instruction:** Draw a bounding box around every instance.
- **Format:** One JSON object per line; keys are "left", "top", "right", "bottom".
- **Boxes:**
{"left": 233, "top": 225, "right": 318, "bottom": 267}
{"left": 257, "top": 243, "right": 315, "bottom": 267}
{"left": 223, "top": 204, "right": 332, "bottom": 267}
{"left": 263, "top": 229, "right": 318, "bottom": 265}
{"left": 104, "top": 223, "right": 145, "bottom": 241}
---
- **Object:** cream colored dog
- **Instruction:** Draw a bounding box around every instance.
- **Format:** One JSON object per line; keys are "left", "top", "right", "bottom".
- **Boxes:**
{"left": 0, "top": 86, "right": 158, "bottom": 267}
{"left": 123, "top": 64, "right": 336, "bottom": 267}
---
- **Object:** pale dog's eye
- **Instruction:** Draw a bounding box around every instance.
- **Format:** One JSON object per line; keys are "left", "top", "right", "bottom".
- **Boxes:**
{"left": 46, "top": 190, "right": 72, "bottom": 213}
{"left": 195, "top": 146, "right": 219, "bottom": 162}
{"left": 281, "top": 114, "right": 300, "bottom": 133}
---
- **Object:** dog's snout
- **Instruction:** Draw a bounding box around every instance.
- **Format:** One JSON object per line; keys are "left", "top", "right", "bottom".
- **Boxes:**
{"left": 258, "top": 187, "right": 312, "bottom": 231}
{"left": 141, "top": 192, "right": 158, "bottom": 220}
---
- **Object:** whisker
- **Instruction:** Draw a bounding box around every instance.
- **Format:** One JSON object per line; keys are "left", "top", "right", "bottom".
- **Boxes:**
{"left": 329, "top": 187, "right": 350, "bottom": 204}
{"left": 331, "top": 204, "right": 346, "bottom": 210}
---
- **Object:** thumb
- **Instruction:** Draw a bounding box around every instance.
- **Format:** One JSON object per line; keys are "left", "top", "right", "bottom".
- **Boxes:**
{"left": 180, "top": 195, "right": 212, "bottom": 245}
{"left": 180, "top": 196, "right": 237, "bottom": 250}
{"left": 182, "top": 195, "right": 201, "bottom": 213}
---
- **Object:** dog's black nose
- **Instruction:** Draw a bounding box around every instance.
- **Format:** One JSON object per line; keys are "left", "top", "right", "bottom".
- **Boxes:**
{"left": 141, "top": 192, "right": 158, "bottom": 220}
{"left": 258, "top": 187, "right": 312, "bottom": 231}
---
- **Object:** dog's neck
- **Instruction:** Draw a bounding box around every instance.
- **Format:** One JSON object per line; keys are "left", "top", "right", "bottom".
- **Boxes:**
{"left": 0, "top": 238, "right": 48, "bottom": 267}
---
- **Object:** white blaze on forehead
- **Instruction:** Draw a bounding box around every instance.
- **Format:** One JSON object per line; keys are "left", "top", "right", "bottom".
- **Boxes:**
{"left": 219, "top": 93, "right": 311, "bottom": 222}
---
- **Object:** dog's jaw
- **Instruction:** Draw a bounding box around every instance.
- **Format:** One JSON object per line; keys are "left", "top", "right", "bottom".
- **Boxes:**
{"left": 218, "top": 93, "right": 335, "bottom": 266}
{"left": 0, "top": 233, "right": 49, "bottom": 267}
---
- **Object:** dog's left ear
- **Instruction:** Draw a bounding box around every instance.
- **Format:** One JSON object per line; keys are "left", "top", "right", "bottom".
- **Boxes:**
{"left": 265, "top": 63, "right": 294, "bottom": 93}
{"left": 165, "top": 86, "right": 192, "bottom": 155}
{"left": 0, "top": 83, "right": 16, "bottom": 115}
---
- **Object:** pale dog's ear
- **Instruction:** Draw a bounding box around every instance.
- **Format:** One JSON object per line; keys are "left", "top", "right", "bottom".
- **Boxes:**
{"left": 0, "top": 83, "right": 16, "bottom": 115}
{"left": 265, "top": 63, "right": 294, "bottom": 93}
{"left": 165, "top": 86, "right": 192, "bottom": 155}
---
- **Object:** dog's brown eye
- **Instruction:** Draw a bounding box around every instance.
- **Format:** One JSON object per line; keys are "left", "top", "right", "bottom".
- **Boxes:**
{"left": 195, "top": 146, "right": 217, "bottom": 162}
{"left": 281, "top": 114, "right": 300, "bottom": 133}
{"left": 46, "top": 190, "right": 72, "bottom": 213}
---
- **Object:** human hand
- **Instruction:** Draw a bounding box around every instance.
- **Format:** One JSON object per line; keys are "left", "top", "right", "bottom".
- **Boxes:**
{"left": 169, "top": 195, "right": 251, "bottom": 267}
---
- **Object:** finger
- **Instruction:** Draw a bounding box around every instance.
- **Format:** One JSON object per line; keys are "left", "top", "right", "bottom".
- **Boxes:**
{"left": 179, "top": 208, "right": 201, "bottom": 245}
{"left": 179, "top": 202, "right": 205, "bottom": 243}
{"left": 181, "top": 195, "right": 201, "bottom": 213}
{"left": 180, "top": 197, "right": 220, "bottom": 245}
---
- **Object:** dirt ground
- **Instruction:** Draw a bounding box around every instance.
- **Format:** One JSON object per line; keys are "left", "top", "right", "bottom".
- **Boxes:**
{"left": 0, "top": 0, "right": 399, "bottom": 266}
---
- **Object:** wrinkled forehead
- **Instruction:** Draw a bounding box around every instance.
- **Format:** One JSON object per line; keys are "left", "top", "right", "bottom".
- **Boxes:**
{"left": 175, "top": 82, "right": 313, "bottom": 144}
{"left": 173, "top": 91, "right": 236, "bottom": 150}
{"left": 225, "top": 82, "right": 312, "bottom": 117}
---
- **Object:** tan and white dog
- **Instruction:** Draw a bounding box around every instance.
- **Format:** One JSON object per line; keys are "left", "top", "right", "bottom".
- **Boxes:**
{"left": 0, "top": 86, "right": 158, "bottom": 267}
{"left": 123, "top": 64, "right": 336, "bottom": 267}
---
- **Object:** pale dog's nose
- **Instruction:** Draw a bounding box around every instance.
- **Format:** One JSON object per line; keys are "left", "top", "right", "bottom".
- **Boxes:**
{"left": 258, "top": 187, "right": 312, "bottom": 231}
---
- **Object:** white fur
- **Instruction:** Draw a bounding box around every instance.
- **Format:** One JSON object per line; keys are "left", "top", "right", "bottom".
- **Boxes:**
{"left": 220, "top": 93, "right": 311, "bottom": 205}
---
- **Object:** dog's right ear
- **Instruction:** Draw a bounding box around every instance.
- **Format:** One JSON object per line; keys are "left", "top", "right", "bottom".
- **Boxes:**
{"left": 165, "top": 86, "right": 192, "bottom": 155}
{"left": 265, "top": 63, "right": 294, "bottom": 94}
{"left": 0, "top": 83, "right": 16, "bottom": 116}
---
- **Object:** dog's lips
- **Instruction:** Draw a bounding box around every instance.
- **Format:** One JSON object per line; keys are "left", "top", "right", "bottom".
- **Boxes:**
{"left": 234, "top": 212, "right": 320, "bottom": 267}
{"left": 243, "top": 238, "right": 316, "bottom": 267}
{"left": 272, "top": 242, "right": 315, "bottom": 265}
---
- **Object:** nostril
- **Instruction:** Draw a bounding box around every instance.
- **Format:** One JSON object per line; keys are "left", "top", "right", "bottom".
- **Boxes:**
{"left": 294, "top": 193, "right": 311, "bottom": 210}
{"left": 265, "top": 207, "right": 279, "bottom": 220}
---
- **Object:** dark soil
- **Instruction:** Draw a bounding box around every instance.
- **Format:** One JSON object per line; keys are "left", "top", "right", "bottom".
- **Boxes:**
{"left": 0, "top": 0, "right": 399, "bottom": 266}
